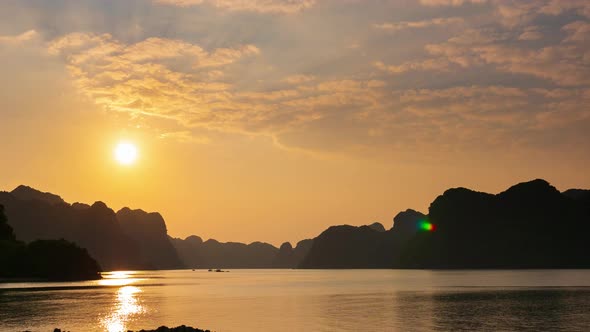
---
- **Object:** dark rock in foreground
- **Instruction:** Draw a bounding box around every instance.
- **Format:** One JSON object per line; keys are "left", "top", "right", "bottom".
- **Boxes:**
{"left": 135, "top": 325, "right": 210, "bottom": 332}
{"left": 0, "top": 205, "right": 101, "bottom": 281}
{"left": 51, "top": 325, "right": 210, "bottom": 332}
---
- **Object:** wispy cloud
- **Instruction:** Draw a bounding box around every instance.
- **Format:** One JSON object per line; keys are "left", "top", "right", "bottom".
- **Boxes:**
{"left": 282, "top": 74, "right": 315, "bottom": 85}
{"left": 518, "top": 26, "right": 543, "bottom": 41}
{"left": 374, "top": 58, "right": 450, "bottom": 74}
{"left": 46, "top": 32, "right": 387, "bottom": 146}
{"left": 374, "top": 17, "right": 463, "bottom": 32}
{"left": 0, "top": 30, "right": 38, "bottom": 45}
{"left": 153, "top": 0, "right": 316, "bottom": 13}
{"left": 562, "top": 21, "right": 590, "bottom": 43}
{"left": 377, "top": 19, "right": 590, "bottom": 86}
{"left": 47, "top": 33, "right": 257, "bottom": 127}
{"left": 419, "top": 0, "right": 487, "bottom": 7}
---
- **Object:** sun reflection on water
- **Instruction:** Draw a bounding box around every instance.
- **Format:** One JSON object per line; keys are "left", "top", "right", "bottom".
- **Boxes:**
{"left": 99, "top": 271, "right": 143, "bottom": 287}
{"left": 101, "top": 285, "right": 145, "bottom": 332}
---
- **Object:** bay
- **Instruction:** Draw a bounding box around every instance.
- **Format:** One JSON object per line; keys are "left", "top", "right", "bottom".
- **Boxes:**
{"left": 1, "top": 270, "right": 590, "bottom": 331}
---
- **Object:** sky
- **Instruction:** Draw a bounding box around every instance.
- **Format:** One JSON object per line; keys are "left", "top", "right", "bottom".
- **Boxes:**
{"left": 0, "top": 0, "right": 589, "bottom": 246}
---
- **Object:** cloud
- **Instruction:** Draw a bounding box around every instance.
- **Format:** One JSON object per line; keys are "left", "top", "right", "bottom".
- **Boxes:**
{"left": 374, "top": 58, "right": 451, "bottom": 74}
{"left": 372, "top": 85, "right": 590, "bottom": 152}
{"left": 469, "top": 44, "right": 590, "bottom": 86}
{"left": 153, "top": 0, "right": 316, "bottom": 13}
{"left": 538, "top": 0, "right": 590, "bottom": 19}
{"left": 47, "top": 33, "right": 259, "bottom": 129}
{"left": 419, "top": 0, "right": 487, "bottom": 6}
{"left": 159, "top": 130, "right": 211, "bottom": 144}
{"left": 518, "top": 26, "right": 543, "bottom": 41}
{"left": 420, "top": 0, "right": 590, "bottom": 20}
{"left": 377, "top": 21, "right": 590, "bottom": 86}
{"left": 48, "top": 34, "right": 259, "bottom": 68}
{"left": 47, "top": 32, "right": 390, "bottom": 145}
{"left": 421, "top": 0, "right": 590, "bottom": 26}
{"left": 562, "top": 21, "right": 590, "bottom": 43}
{"left": 493, "top": 1, "right": 540, "bottom": 27}
{"left": 282, "top": 74, "right": 316, "bottom": 84}
{"left": 374, "top": 17, "right": 463, "bottom": 32}
{"left": 0, "top": 30, "right": 39, "bottom": 45}
{"left": 6, "top": 0, "right": 586, "bottom": 158}
{"left": 494, "top": 0, "right": 590, "bottom": 27}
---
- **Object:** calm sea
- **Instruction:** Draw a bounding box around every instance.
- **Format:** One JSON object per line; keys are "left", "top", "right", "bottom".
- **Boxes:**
{"left": 1, "top": 270, "right": 590, "bottom": 331}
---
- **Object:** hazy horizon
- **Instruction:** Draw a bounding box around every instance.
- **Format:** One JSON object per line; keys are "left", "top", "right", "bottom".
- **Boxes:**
{"left": 1, "top": 0, "right": 589, "bottom": 246}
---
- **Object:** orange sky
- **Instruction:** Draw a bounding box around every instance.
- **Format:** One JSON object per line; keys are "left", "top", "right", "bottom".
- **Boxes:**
{"left": 1, "top": 0, "right": 589, "bottom": 246}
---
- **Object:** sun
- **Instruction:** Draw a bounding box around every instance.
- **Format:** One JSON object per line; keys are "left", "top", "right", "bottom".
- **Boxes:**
{"left": 114, "top": 142, "right": 138, "bottom": 166}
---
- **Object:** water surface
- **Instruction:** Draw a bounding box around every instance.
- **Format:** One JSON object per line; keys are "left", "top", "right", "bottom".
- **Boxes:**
{"left": 1, "top": 270, "right": 590, "bottom": 331}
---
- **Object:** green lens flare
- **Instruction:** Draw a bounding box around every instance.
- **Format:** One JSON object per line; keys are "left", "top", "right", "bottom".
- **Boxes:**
{"left": 418, "top": 220, "right": 435, "bottom": 232}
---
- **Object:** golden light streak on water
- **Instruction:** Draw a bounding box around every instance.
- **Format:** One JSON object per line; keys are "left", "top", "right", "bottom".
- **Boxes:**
{"left": 101, "top": 285, "right": 145, "bottom": 332}
{"left": 99, "top": 271, "right": 144, "bottom": 287}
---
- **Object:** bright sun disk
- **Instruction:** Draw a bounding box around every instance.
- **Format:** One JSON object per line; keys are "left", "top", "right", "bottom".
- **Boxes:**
{"left": 115, "top": 142, "right": 138, "bottom": 165}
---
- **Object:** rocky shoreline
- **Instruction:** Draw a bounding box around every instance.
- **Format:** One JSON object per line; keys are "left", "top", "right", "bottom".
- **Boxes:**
{"left": 134, "top": 326, "right": 211, "bottom": 332}
{"left": 52, "top": 326, "right": 210, "bottom": 332}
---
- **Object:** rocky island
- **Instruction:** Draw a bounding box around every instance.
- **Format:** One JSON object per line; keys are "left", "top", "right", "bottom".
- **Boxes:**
{"left": 0, "top": 205, "right": 101, "bottom": 281}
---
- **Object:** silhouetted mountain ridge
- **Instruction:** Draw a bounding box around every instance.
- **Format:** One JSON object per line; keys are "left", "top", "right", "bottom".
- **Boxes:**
{"left": 392, "top": 209, "right": 427, "bottom": 233}
{"left": 368, "top": 222, "right": 386, "bottom": 232}
{"left": 173, "top": 237, "right": 276, "bottom": 268}
{"left": 3, "top": 179, "right": 588, "bottom": 271}
{"left": 270, "top": 240, "right": 314, "bottom": 268}
{"left": 563, "top": 189, "right": 590, "bottom": 203}
{"left": 299, "top": 225, "right": 395, "bottom": 268}
{"left": 117, "top": 207, "right": 183, "bottom": 269}
{"left": 171, "top": 236, "right": 314, "bottom": 269}
{"left": 302, "top": 179, "right": 590, "bottom": 269}
{"left": 0, "top": 186, "right": 183, "bottom": 271}
{"left": 11, "top": 185, "right": 65, "bottom": 205}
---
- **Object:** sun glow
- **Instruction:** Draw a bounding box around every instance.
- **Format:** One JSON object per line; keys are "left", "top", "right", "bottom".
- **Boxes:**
{"left": 114, "top": 142, "right": 138, "bottom": 165}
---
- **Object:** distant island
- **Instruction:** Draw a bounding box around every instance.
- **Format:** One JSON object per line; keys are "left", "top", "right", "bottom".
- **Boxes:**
{"left": 1, "top": 179, "right": 589, "bottom": 277}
